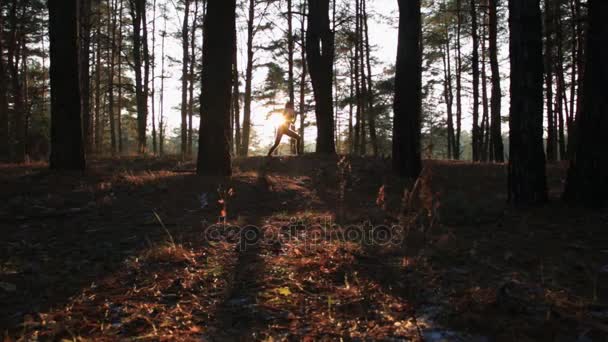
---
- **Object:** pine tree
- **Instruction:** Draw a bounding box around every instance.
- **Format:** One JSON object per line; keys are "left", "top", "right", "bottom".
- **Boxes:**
{"left": 48, "top": 0, "right": 85, "bottom": 170}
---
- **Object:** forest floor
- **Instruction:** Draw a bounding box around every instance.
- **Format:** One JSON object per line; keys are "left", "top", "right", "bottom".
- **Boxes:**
{"left": 1, "top": 156, "right": 607, "bottom": 341}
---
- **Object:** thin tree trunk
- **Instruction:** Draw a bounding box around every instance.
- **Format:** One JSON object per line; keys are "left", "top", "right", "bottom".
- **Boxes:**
{"left": 0, "top": 11, "right": 9, "bottom": 162}
{"left": 48, "top": 0, "right": 85, "bottom": 170}
{"left": 8, "top": 1, "right": 26, "bottom": 162}
{"left": 358, "top": 0, "right": 367, "bottom": 155}
{"left": 108, "top": 0, "right": 117, "bottom": 155}
{"left": 117, "top": 0, "right": 124, "bottom": 153}
{"left": 240, "top": 0, "right": 255, "bottom": 156}
{"left": 298, "top": 0, "right": 307, "bottom": 155}
{"left": 442, "top": 22, "right": 455, "bottom": 159}
{"left": 94, "top": 20, "right": 102, "bottom": 154}
{"left": 480, "top": 3, "right": 490, "bottom": 161}
{"left": 197, "top": 0, "right": 235, "bottom": 176}
{"left": 554, "top": 2, "right": 567, "bottom": 160}
{"left": 470, "top": 0, "right": 481, "bottom": 161}
{"left": 363, "top": 0, "right": 377, "bottom": 156}
{"left": 159, "top": 6, "right": 167, "bottom": 156}
{"left": 353, "top": 0, "right": 361, "bottom": 155}
{"left": 393, "top": 0, "right": 422, "bottom": 179}
{"left": 488, "top": 0, "right": 504, "bottom": 162}
{"left": 151, "top": 0, "right": 158, "bottom": 155}
{"left": 180, "top": 0, "right": 190, "bottom": 159}
{"left": 507, "top": 0, "right": 548, "bottom": 205}
{"left": 188, "top": 0, "right": 199, "bottom": 157}
{"left": 142, "top": 0, "right": 151, "bottom": 153}
{"left": 454, "top": 0, "right": 463, "bottom": 159}
{"left": 544, "top": 0, "right": 557, "bottom": 162}
{"left": 79, "top": 0, "right": 93, "bottom": 154}
{"left": 232, "top": 20, "right": 241, "bottom": 156}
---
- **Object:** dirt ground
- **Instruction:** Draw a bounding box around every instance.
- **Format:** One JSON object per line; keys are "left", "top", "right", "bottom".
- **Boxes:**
{"left": 1, "top": 156, "right": 607, "bottom": 341}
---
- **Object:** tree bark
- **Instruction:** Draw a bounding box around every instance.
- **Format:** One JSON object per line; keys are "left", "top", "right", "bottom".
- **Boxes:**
{"left": 488, "top": 0, "right": 504, "bottom": 162}
{"left": 306, "top": 0, "right": 336, "bottom": 154}
{"left": 563, "top": 0, "right": 608, "bottom": 207}
{"left": 117, "top": 0, "right": 124, "bottom": 153}
{"left": 544, "top": 0, "right": 557, "bottom": 162}
{"left": 393, "top": 0, "right": 422, "bottom": 179}
{"left": 79, "top": 0, "right": 93, "bottom": 155}
{"left": 0, "top": 11, "right": 9, "bottom": 162}
{"left": 197, "top": 0, "right": 235, "bottom": 176}
{"left": 470, "top": 0, "right": 481, "bottom": 161}
{"left": 180, "top": 0, "right": 190, "bottom": 159}
{"left": 108, "top": 0, "right": 117, "bottom": 156}
{"left": 48, "top": 0, "right": 85, "bottom": 171}
{"left": 362, "top": 0, "right": 378, "bottom": 156}
{"left": 129, "top": 0, "right": 147, "bottom": 154}
{"left": 454, "top": 0, "right": 463, "bottom": 160}
{"left": 298, "top": 0, "right": 308, "bottom": 155}
{"left": 507, "top": 0, "right": 548, "bottom": 205}
{"left": 240, "top": 0, "right": 255, "bottom": 156}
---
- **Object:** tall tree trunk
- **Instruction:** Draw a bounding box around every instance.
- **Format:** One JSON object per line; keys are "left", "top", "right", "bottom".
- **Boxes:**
{"left": 544, "top": 0, "right": 557, "bottom": 162}
{"left": 306, "top": 0, "right": 336, "bottom": 154}
{"left": 353, "top": 0, "right": 361, "bottom": 155}
{"left": 142, "top": 0, "right": 151, "bottom": 154}
{"left": 567, "top": 0, "right": 584, "bottom": 159}
{"left": 0, "top": 12, "right": 9, "bottom": 162}
{"left": 197, "top": 0, "right": 235, "bottom": 176}
{"left": 129, "top": 0, "right": 146, "bottom": 154}
{"left": 480, "top": 2, "right": 490, "bottom": 161}
{"left": 151, "top": 0, "right": 158, "bottom": 155}
{"left": 94, "top": 20, "right": 102, "bottom": 154}
{"left": 470, "top": 0, "right": 481, "bottom": 161}
{"left": 348, "top": 48, "right": 354, "bottom": 154}
{"left": 79, "top": 0, "right": 92, "bottom": 155}
{"left": 442, "top": 21, "right": 455, "bottom": 159}
{"left": 159, "top": 6, "right": 167, "bottom": 156}
{"left": 240, "top": 0, "right": 255, "bottom": 156}
{"left": 48, "top": 0, "right": 85, "bottom": 171}
{"left": 563, "top": 0, "right": 608, "bottom": 207}
{"left": 117, "top": 0, "right": 124, "bottom": 153}
{"left": 181, "top": 0, "right": 190, "bottom": 159}
{"left": 298, "top": 0, "right": 307, "bottom": 155}
{"left": 393, "top": 0, "right": 422, "bottom": 179}
{"left": 454, "top": 0, "right": 463, "bottom": 159}
{"left": 554, "top": 2, "right": 567, "bottom": 160}
{"left": 288, "top": 0, "right": 297, "bottom": 154}
{"left": 508, "top": 0, "right": 548, "bottom": 205}
{"left": 358, "top": 0, "right": 367, "bottom": 155}
{"left": 232, "top": 20, "right": 241, "bottom": 155}
{"left": 8, "top": 1, "right": 26, "bottom": 162}
{"left": 363, "top": 0, "right": 377, "bottom": 156}
{"left": 188, "top": 0, "right": 199, "bottom": 157}
{"left": 488, "top": 0, "right": 504, "bottom": 162}
{"left": 108, "top": 0, "right": 117, "bottom": 155}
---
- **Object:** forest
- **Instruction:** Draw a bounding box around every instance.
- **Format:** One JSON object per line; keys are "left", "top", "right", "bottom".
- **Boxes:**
{"left": 0, "top": 0, "right": 607, "bottom": 340}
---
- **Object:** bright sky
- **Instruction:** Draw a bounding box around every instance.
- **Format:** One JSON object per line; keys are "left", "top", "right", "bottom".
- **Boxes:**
{"left": 155, "top": 0, "right": 399, "bottom": 151}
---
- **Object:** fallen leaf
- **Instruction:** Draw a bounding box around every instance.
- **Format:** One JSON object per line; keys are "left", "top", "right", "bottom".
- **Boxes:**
{"left": 277, "top": 287, "right": 292, "bottom": 296}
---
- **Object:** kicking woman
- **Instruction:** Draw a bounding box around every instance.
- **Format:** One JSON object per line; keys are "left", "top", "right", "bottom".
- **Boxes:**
{"left": 267, "top": 101, "right": 302, "bottom": 156}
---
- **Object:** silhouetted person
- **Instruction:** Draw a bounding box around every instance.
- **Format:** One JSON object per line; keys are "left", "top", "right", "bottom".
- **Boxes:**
{"left": 267, "top": 101, "right": 302, "bottom": 156}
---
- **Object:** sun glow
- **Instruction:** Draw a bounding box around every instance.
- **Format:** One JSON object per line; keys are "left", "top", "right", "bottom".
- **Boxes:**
{"left": 268, "top": 113, "right": 286, "bottom": 128}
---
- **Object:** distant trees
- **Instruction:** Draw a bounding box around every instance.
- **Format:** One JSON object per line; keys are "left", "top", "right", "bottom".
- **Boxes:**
{"left": 196, "top": 0, "right": 235, "bottom": 176}
{"left": 507, "top": 0, "right": 547, "bottom": 205}
{"left": 393, "top": 0, "right": 422, "bottom": 179}
{"left": 48, "top": 0, "right": 85, "bottom": 170}
{"left": 306, "top": 0, "right": 336, "bottom": 154}
{"left": 563, "top": 0, "right": 607, "bottom": 207}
